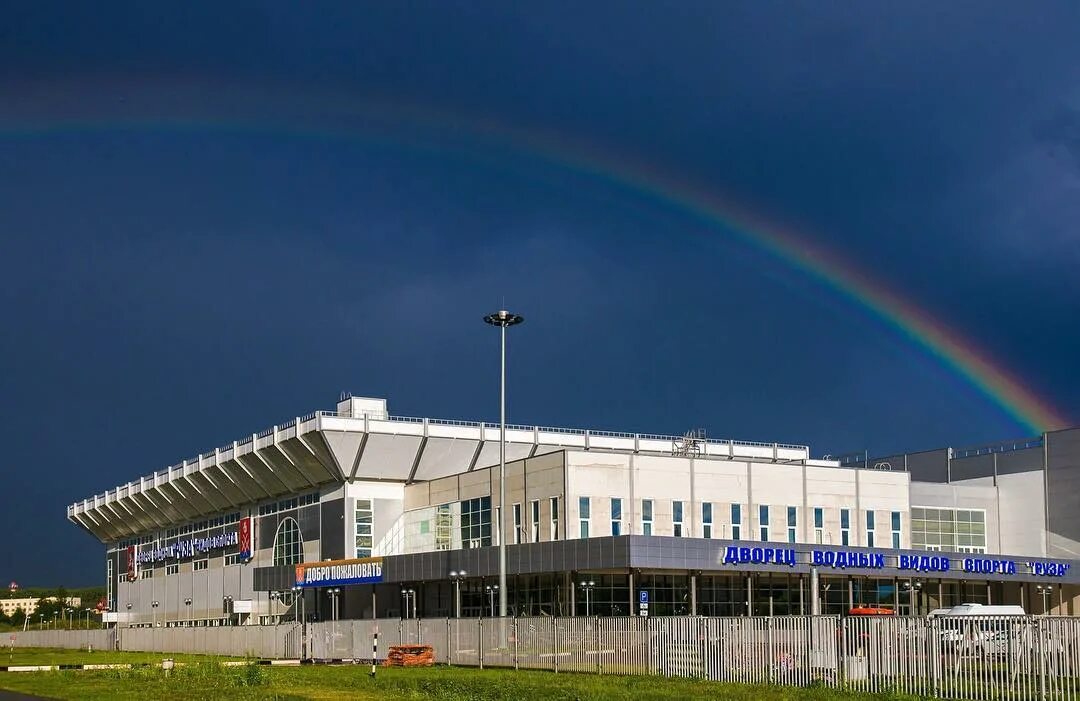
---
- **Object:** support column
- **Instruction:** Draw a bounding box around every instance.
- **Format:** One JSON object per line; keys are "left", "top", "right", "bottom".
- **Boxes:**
{"left": 810, "top": 568, "right": 820, "bottom": 616}
{"left": 746, "top": 575, "right": 753, "bottom": 616}
{"left": 628, "top": 571, "right": 635, "bottom": 615}
{"left": 690, "top": 572, "right": 697, "bottom": 616}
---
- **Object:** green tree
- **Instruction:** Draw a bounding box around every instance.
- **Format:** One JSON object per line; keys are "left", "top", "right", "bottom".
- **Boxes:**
{"left": 9, "top": 608, "right": 26, "bottom": 627}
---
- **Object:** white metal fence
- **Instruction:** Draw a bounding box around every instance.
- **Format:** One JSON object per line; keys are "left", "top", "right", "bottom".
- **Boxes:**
{"left": 11, "top": 616, "right": 1080, "bottom": 699}
{"left": 308, "top": 615, "right": 1080, "bottom": 700}
{"left": 7, "top": 625, "right": 300, "bottom": 660}
{"left": 6, "top": 629, "right": 116, "bottom": 651}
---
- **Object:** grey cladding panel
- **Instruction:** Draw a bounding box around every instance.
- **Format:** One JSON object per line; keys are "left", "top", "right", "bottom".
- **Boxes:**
{"left": 320, "top": 498, "right": 345, "bottom": 560}
{"left": 997, "top": 447, "right": 1044, "bottom": 476}
{"left": 298, "top": 504, "right": 320, "bottom": 542}
{"left": 258, "top": 513, "right": 280, "bottom": 548}
{"left": 951, "top": 454, "right": 995, "bottom": 482}
{"left": 1047, "top": 429, "right": 1080, "bottom": 557}
{"left": 905, "top": 449, "right": 950, "bottom": 483}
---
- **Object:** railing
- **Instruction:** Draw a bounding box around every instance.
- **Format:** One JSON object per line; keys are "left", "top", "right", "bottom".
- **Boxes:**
{"left": 71, "top": 408, "right": 811, "bottom": 515}
{"left": 954, "top": 437, "right": 1043, "bottom": 460}
{"left": 304, "top": 614, "right": 1080, "bottom": 700}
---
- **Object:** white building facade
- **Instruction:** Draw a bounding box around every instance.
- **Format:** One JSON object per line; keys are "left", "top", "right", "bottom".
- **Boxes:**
{"left": 68, "top": 395, "right": 1080, "bottom": 624}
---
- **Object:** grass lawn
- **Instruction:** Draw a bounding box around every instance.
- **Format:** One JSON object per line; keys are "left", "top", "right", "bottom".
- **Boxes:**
{"left": 0, "top": 649, "right": 923, "bottom": 701}
{"left": 0, "top": 647, "right": 210, "bottom": 667}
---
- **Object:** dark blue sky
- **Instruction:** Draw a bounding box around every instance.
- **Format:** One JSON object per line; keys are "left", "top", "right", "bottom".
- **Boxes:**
{"left": 2, "top": 2, "right": 1079, "bottom": 585}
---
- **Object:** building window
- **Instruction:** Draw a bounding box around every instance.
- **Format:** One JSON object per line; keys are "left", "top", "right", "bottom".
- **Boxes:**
{"left": 611, "top": 498, "right": 623, "bottom": 536}
{"left": 355, "top": 499, "right": 373, "bottom": 558}
{"left": 513, "top": 503, "right": 523, "bottom": 544}
{"left": 702, "top": 502, "right": 713, "bottom": 539}
{"left": 193, "top": 559, "right": 208, "bottom": 571}
{"left": 866, "top": 510, "right": 876, "bottom": 548}
{"left": 759, "top": 505, "right": 770, "bottom": 542}
{"left": 550, "top": 497, "right": 559, "bottom": 541}
{"left": 461, "top": 497, "right": 492, "bottom": 549}
{"left": 530, "top": 500, "right": 541, "bottom": 543}
{"left": 813, "top": 507, "right": 824, "bottom": 544}
{"left": 273, "top": 517, "right": 304, "bottom": 566}
{"left": 840, "top": 509, "right": 850, "bottom": 547}
{"left": 786, "top": 506, "right": 797, "bottom": 543}
{"left": 731, "top": 503, "right": 741, "bottom": 541}
{"left": 579, "top": 497, "right": 590, "bottom": 539}
{"left": 106, "top": 559, "right": 114, "bottom": 612}
{"left": 642, "top": 499, "right": 653, "bottom": 536}
{"left": 434, "top": 504, "right": 452, "bottom": 550}
{"left": 166, "top": 563, "right": 179, "bottom": 575}
{"left": 673, "top": 501, "right": 684, "bottom": 537}
{"left": 891, "top": 511, "right": 902, "bottom": 549}
{"left": 911, "top": 507, "right": 986, "bottom": 553}
{"left": 224, "top": 553, "right": 240, "bottom": 567}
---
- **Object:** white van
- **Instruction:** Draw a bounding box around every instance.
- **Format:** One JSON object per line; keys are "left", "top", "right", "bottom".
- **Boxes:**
{"left": 942, "top": 603, "right": 1026, "bottom": 616}
{"left": 939, "top": 604, "right": 1028, "bottom": 648}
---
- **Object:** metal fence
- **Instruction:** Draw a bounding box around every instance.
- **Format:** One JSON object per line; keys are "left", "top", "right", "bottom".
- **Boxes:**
{"left": 7, "top": 625, "right": 300, "bottom": 659}
{"left": 118, "top": 624, "right": 302, "bottom": 659}
{"left": 6, "top": 629, "right": 116, "bottom": 651}
{"left": 307, "top": 615, "right": 1080, "bottom": 700}
{"left": 11, "top": 616, "right": 1080, "bottom": 699}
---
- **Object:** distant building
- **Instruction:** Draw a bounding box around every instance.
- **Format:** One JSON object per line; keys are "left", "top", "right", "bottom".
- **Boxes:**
{"left": 0, "top": 596, "right": 81, "bottom": 617}
{"left": 68, "top": 394, "right": 1080, "bottom": 626}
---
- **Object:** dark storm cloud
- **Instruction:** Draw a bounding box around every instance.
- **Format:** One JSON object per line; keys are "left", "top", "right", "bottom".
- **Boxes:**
{"left": 1, "top": 1, "right": 1078, "bottom": 584}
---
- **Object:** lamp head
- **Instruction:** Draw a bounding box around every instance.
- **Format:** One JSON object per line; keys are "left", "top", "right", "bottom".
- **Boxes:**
{"left": 483, "top": 310, "right": 524, "bottom": 328}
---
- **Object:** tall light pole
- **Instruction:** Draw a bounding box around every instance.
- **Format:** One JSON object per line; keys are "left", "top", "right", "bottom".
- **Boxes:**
{"left": 579, "top": 580, "right": 596, "bottom": 617}
{"left": 449, "top": 571, "right": 467, "bottom": 618}
{"left": 328, "top": 588, "right": 341, "bottom": 621}
{"left": 484, "top": 309, "right": 523, "bottom": 618}
{"left": 1036, "top": 584, "right": 1053, "bottom": 614}
{"left": 292, "top": 585, "right": 305, "bottom": 623}
{"left": 901, "top": 580, "right": 922, "bottom": 615}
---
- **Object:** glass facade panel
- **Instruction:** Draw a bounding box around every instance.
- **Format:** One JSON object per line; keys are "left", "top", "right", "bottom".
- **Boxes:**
{"left": 752, "top": 574, "right": 799, "bottom": 616}
{"left": 273, "top": 517, "right": 303, "bottom": 566}
{"left": 635, "top": 574, "right": 690, "bottom": 616}
{"left": 460, "top": 497, "right": 491, "bottom": 549}
{"left": 697, "top": 575, "right": 747, "bottom": 617}
{"left": 355, "top": 499, "right": 373, "bottom": 558}
{"left": 911, "top": 507, "right": 986, "bottom": 553}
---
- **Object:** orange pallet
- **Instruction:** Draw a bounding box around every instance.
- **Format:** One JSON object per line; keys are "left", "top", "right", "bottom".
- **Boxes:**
{"left": 382, "top": 644, "right": 435, "bottom": 667}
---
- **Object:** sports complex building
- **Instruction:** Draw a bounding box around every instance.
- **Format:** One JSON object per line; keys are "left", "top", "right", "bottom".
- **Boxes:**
{"left": 68, "top": 395, "right": 1080, "bottom": 627}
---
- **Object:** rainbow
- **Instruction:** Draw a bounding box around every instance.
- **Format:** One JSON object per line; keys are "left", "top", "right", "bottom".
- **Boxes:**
{"left": 2, "top": 86, "right": 1069, "bottom": 432}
